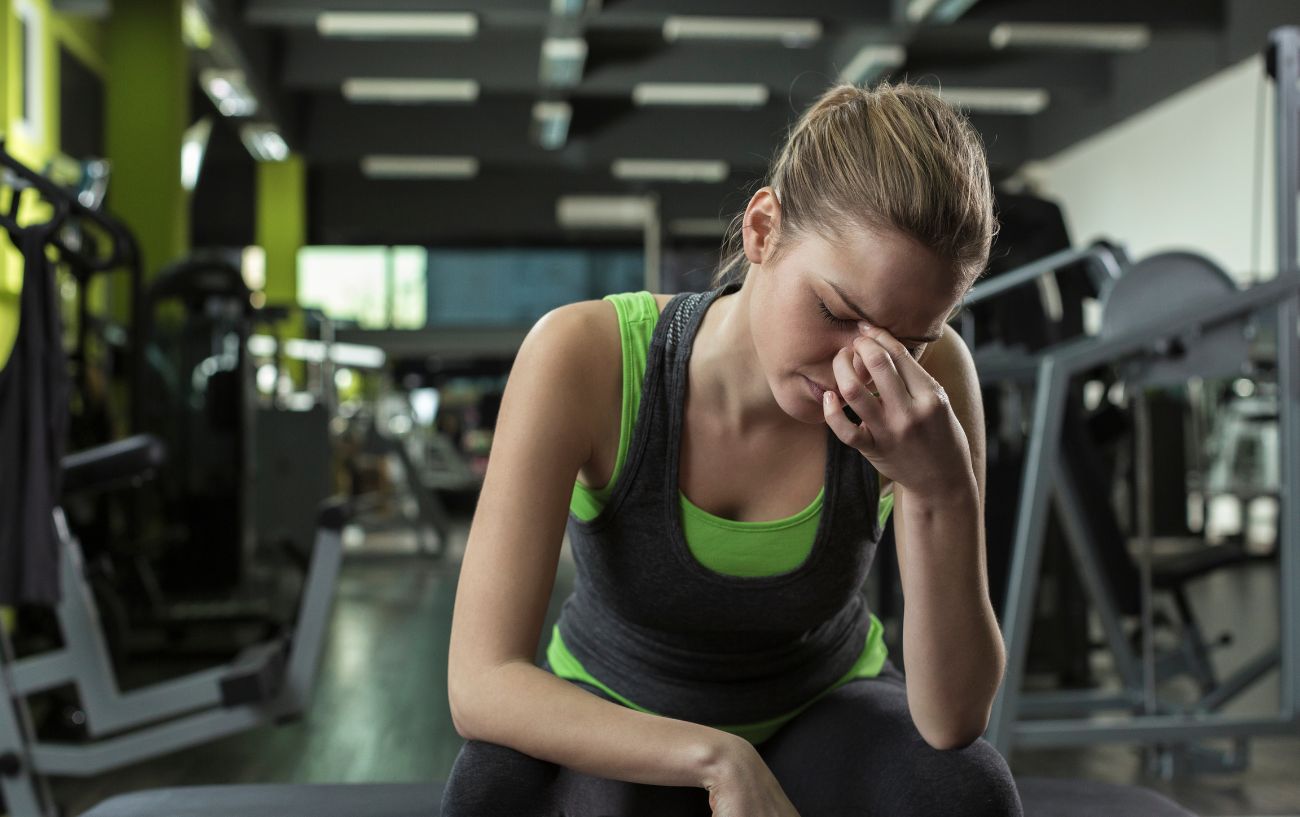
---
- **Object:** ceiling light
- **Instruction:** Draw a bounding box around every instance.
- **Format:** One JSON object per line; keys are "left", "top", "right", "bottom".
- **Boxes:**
{"left": 181, "top": 116, "right": 213, "bottom": 191}
{"left": 342, "top": 79, "right": 479, "bottom": 104}
{"left": 669, "top": 218, "right": 728, "bottom": 237}
{"left": 939, "top": 87, "right": 1049, "bottom": 115}
{"left": 551, "top": 0, "right": 600, "bottom": 15}
{"left": 201, "top": 68, "right": 257, "bottom": 117}
{"left": 839, "top": 44, "right": 906, "bottom": 85}
{"left": 611, "top": 159, "right": 729, "bottom": 183}
{"left": 316, "top": 12, "right": 477, "bottom": 39}
{"left": 662, "top": 16, "right": 822, "bottom": 47}
{"left": 361, "top": 155, "right": 480, "bottom": 179}
{"left": 557, "top": 195, "right": 654, "bottom": 229}
{"left": 540, "top": 38, "right": 587, "bottom": 88}
{"left": 532, "top": 102, "right": 572, "bottom": 151}
{"left": 632, "top": 83, "right": 768, "bottom": 108}
{"left": 182, "top": 0, "right": 213, "bottom": 50}
{"left": 990, "top": 23, "right": 1151, "bottom": 52}
{"left": 240, "top": 123, "right": 289, "bottom": 162}
{"left": 907, "top": 0, "right": 979, "bottom": 24}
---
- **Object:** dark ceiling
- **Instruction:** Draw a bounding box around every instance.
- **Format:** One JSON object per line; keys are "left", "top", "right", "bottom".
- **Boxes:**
{"left": 188, "top": 0, "right": 1298, "bottom": 247}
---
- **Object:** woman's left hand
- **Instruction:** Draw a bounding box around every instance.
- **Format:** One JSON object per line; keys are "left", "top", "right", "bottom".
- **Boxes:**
{"left": 822, "top": 323, "right": 973, "bottom": 497}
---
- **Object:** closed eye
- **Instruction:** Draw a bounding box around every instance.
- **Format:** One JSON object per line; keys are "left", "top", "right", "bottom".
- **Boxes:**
{"left": 817, "top": 298, "right": 856, "bottom": 329}
{"left": 817, "top": 299, "right": 922, "bottom": 358}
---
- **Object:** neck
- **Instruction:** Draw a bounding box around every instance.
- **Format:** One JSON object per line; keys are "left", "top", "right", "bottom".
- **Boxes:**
{"left": 690, "top": 278, "right": 798, "bottom": 434}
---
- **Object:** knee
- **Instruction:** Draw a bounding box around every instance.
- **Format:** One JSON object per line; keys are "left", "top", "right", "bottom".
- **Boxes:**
{"left": 441, "top": 739, "right": 561, "bottom": 816}
{"left": 898, "top": 737, "right": 1022, "bottom": 817}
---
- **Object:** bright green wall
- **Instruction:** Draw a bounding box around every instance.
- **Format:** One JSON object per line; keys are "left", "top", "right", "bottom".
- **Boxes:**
{"left": 104, "top": 0, "right": 186, "bottom": 310}
{"left": 257, "top": 154, "right": 305, "bottom": 306}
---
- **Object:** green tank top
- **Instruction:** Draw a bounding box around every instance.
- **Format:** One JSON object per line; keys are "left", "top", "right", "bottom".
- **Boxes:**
{"left": 550, "top": 291, "right": 895, "bottom": 745}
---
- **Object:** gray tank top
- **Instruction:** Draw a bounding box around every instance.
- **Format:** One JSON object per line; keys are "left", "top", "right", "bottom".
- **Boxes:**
{"left": 554, "top": 283, "right": 886, "bottom": 725}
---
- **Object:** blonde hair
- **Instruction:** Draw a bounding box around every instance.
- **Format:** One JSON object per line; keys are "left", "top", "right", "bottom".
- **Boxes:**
{"left": 711, "top": 81, "right": 997, "bottom": 301}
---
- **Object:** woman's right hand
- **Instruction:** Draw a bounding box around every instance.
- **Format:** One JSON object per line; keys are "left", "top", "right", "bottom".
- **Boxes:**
{"left": 702, "top": 735, "right": 802, "bottom": 817}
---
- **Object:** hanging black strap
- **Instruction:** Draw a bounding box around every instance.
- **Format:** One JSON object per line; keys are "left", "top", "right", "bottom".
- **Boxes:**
{"left": 0, "top": 218, "right": 70, "bottom": 605}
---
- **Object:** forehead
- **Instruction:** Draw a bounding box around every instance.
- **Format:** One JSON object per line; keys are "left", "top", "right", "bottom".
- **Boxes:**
{"left": 797, "top": 228, "right": 959, "bottom": 307}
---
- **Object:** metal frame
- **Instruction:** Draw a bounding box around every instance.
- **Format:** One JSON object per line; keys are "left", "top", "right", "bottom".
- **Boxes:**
{"left": 0, "top": 510, "right": 344, "bottom": 817}
{"left": 983, "top": 26, "right": 1300, "bottom": 762}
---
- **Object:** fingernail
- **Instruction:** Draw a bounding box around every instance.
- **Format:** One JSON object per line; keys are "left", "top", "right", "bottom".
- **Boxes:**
{"left": 857, "top": 322, "right": 873, "bottom": 335}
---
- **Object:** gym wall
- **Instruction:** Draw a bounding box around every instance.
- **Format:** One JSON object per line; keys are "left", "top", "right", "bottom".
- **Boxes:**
{"left": 1018, "top": 52, "right": 1277, "bottom": 286}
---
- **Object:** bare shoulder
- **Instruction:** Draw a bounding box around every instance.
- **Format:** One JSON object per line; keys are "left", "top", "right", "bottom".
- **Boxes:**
{"left": 525, "top": 299, "right": 622, "bottom": 398}
{"left": 919, "top": 329, "right": 981, "bottom": 420}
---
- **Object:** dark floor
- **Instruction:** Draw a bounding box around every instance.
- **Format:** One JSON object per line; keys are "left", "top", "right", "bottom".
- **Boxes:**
{"left": 38, "top": 520, "right": 1300, "bottom": 817}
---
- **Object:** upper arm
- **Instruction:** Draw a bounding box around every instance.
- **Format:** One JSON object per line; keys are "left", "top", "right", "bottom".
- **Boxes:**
{"left": 891, "top": 330, "right": 986, "bottom": 591}
{"left": 447, "top": 301, "right": 617, "bottom": 718}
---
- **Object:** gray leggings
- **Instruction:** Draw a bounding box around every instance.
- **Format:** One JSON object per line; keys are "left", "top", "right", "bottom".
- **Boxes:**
{"left": 441, "top": 660, "right": 1023, "bottom": 817}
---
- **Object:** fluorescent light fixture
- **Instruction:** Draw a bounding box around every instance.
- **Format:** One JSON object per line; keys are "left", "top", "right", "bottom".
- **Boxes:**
{"left": 839, "top": 44, "right": 906, "bottom": 85}
{"left": 989, "top": 23, "right": 1151, "bottom": 52}
{"left": 632, "top": 83, "right": 768, "bottom": 108}
{"left": 669, "top": 217, "right": 728, "bottom": 237}
{"left": 532, "top": 101, "right": 572, "bottom": 150}
{"left": 540, "top": 38, "right": 587, "bottom": 88}
{"left": 316, "top": 12, "right": 477, "bottom": 39}
{"left": 907, "top": 0, "right": 979, "bottom": 23}
{"left": 612, "top": 159, "right": 729, "bottom": 183}
{"left": 239, "top": 123, "right": 289, "bottom": 161}
{"left": 342, "top": 78, "right": 479, "bottom": 104}
{"left": 361, "top": 155, "right": 480, "bottom": 179}
{"left": 200, "top": 68, "right": 257, "bottom": 117}
{"left": 181, "top": 116, "right": 213, "bottom": 191}
{"left": 551, "top": 0, "right": 594, "bottom": 15}
{"left": 182, "top": 0, "right": 213, "bottom": 49}
{"left": 939, "top": 87, "right": 1049, "bottom": 115}
{"left": 662, "top": 16, "right": 822, "bottom": 47}
{"left": 557, "top": 195, "right": 653, "bottom": 229}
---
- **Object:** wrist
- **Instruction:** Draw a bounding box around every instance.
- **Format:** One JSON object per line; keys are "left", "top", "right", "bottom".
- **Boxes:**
{"left": 694, "top": 731, "right": 754, "bottom": 791}
{"left": 912, "top": 472, "right": 978, "bottom": 507}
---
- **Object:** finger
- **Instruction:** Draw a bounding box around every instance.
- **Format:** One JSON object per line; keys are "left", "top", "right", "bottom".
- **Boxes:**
{"left": 832, "top": 346, "right": 885, "bottom": 428}
{"left": 856, "top": 324, "right": 934, "bottom": 399}
{"left": 849, "top": 332, "right": 909, "bottom": 405}
{"left": 823, "top": 388, "right": 876, "bottom": 451}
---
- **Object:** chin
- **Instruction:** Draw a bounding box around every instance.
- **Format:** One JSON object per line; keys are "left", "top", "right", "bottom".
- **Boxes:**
{"left": 777, "top": 381, "right": 827, "bottom": 426}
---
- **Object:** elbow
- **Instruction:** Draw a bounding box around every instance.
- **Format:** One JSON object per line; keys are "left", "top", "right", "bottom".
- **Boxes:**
{"left": 447, "top": 669, "right": 481, "bottom": 741}
{"left": 918, "top": 714, "right": 990, "bottom": 752}
{"left": 450, "top": 696, "right": 475, "bottom": 741}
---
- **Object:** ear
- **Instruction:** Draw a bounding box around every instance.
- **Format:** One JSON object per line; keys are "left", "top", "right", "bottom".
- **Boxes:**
{"left": 741, "top": 187, "right": 782, "bottom": 265}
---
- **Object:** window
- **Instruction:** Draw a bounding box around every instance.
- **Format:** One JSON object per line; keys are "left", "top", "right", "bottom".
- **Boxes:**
{"left": 297, "top": 246, "right": 427, "bottom": 329}
{"left": 15, "top": 0, "right": 44, "bottom": 144}
{"left": 298, "top": 246, "right": 643, "bottom": 329}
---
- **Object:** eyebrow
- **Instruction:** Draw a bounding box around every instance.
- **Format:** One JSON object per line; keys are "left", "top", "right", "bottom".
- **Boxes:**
{"left": 824, "top": 280, "right": 944, "bottom": 343}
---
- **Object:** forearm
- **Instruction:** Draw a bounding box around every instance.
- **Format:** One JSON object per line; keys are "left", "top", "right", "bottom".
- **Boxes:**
{"left": 899, "top": 479, "right": 1006, "bottom": 748}
{"left": 451, "top": 660, "right": 741, "bottom": 790}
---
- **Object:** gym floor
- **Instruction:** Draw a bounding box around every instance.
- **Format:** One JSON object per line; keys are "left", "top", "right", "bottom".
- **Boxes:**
{"left": 49, "top": 518, "right": 1300, "bottom": 817}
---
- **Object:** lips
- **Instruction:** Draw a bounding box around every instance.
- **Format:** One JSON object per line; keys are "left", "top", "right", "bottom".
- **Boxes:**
{"left": 804, "top": 376, "right": 832, "bottom": 401}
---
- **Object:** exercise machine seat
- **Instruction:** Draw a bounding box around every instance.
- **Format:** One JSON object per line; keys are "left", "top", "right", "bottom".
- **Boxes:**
{"left": 79, "top": 783, "right": 441, "bottom": 817}
{"left": 78, "top": 776, "right": 1197, "bottom": 816}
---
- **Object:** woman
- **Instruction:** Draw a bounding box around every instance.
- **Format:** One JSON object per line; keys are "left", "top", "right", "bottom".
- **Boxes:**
{"left": 443, "top": 81, "right": 1021, "bottom": 816}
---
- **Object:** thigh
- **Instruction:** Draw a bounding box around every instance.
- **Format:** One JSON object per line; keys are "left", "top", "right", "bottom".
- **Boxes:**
{"left": 441, "top": 738, "right": 710, "bottom": 817}
{"left": 758, "top": 661, "right": 1022, "bottom": 817}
